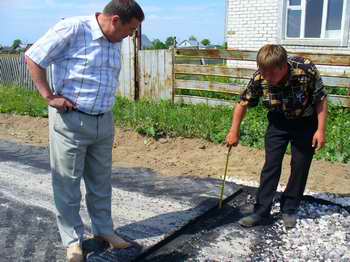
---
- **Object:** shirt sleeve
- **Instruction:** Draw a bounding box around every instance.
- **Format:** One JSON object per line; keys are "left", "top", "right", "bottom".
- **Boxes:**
{"left": 239, "top": 72, "right": 262, "bottom": 107}
{"left": 25, "top": 19, "right": 77, "bottom": 68}
{"left": 308, "top": 63, "right": 327, "bottom": 104}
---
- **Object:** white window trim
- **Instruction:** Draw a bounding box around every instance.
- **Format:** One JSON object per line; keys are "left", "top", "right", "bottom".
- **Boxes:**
{"left": 278, "top": 0, "right": 350, "bottom": 47}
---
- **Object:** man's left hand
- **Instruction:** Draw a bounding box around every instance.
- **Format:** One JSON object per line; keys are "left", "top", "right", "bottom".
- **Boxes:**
{"left": 312, "top": 130, "right": 326, "bottom": 151}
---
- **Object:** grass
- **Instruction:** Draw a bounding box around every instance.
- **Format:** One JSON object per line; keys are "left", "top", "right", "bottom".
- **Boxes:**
{"left": 0, "top": 85, "right": 48, "bottom": 117}
{"left": 0, "top": 84, "right": 349, "bottom": 163}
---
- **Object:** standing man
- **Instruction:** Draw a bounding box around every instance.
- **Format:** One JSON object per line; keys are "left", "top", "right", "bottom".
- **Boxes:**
{"left": 26, "top": 1, "right": 144, "bottom": 261}
{"left": 226, "top": 44, "right": 327, "bottom": 229}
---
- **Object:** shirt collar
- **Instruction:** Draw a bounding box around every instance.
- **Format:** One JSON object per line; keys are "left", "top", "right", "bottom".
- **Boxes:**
{"left": 91, "top": 13, "right": 104, "bottom": 41}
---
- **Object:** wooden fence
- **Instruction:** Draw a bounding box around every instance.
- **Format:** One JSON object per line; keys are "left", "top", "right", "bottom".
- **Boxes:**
{"left": 138, "top": 49, "right": 173, "bottom": 101}
{"left": 0, "top": 54, "right": 37, "bottom": 91}
{"left": 173, "top": 49, "right": 350, "bottom": 108}
{"left": 1, "top": 47, "right": 350, "bottom": 108}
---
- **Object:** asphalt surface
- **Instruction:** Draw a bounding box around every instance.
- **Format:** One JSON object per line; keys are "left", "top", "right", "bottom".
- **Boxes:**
{"left": 0, "top": 140, "right": 348, "bottom": 261}
{"left": 0, "top": 140, "right": 239, "bottom": 261}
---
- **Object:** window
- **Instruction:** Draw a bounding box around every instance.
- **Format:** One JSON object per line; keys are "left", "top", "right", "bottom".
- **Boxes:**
{"left": 284, "top": 0, "right": 348, "bottom": 42}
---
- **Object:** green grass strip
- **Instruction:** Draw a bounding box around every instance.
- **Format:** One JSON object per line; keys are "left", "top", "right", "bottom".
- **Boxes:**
{"left": 0, "top": 85, "right": 349, "bottom": 163}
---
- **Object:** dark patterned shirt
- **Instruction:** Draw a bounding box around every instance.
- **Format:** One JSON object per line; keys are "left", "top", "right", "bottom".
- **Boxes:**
{"left": 240, "top": 56, "right": 327, "bottom": 119}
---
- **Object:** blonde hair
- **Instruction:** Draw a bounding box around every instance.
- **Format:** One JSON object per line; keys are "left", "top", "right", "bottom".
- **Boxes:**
{"left": 257, "top": 44, "right": 287, "bottom": 70}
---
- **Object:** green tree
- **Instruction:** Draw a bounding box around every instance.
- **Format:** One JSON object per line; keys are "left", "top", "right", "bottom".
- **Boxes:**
{"left": 218, "top": 42, "right": 228, "bottom": 50}
{"left": 12, "top": 39, "right": 22, "bottom": 49}
{"left": 189, "top": 35, "right": 197, "bottom": 41}
{"left": 151, "top": 39, "right": 167, "bottom": 50}
{"left": 201, "top": 39, "right": 211, "bottom": 46}
{"left": 165, "top": 36, "right": 176, "bottom": 48}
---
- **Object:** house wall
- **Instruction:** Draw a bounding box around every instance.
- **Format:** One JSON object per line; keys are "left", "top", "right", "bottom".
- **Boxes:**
{"left": 226, "top": 0, "right": 350, "bottom": 54}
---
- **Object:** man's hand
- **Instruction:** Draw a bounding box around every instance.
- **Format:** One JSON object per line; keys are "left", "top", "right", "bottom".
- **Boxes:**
{"left": 312, "top": 129, "right": 326, "bottom": 151}
{"left": 47, "top": 95, "right": 76, "bottom": 112}
{"left": 26, "top": 57, "right": 76, "bottom": 112}
{"left": 226, "top": 129, "right": 240, "bottom": 147}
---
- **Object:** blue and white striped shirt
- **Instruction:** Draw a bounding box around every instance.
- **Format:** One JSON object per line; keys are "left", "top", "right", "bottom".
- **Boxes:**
{"left": 26, "top": 15, "right": 122, "bottom": 115}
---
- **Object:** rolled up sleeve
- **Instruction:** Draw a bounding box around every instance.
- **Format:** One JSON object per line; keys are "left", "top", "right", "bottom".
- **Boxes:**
{"left": 239, "top": 73, "right": 262, "bottom": 108}
{"left": 310, "top": 65, "right": 327, "bottom": 104}
{"left": 25, "top": 20, "right": 76, "bottom": 68}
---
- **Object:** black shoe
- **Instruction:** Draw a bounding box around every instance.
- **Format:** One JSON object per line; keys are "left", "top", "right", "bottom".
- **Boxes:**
{"left": 282, "top": 213, "right": 297, "bottom": 228}
{"left": 238, "top": 213, "right": 263, "bottom": 227}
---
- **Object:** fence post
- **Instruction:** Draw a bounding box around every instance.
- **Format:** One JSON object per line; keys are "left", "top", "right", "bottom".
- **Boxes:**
{"left": 133, "top": 25, "right": 142, "bottom": 101}
{"left": 171, "top": 48, "right": 176, "bottom": 103}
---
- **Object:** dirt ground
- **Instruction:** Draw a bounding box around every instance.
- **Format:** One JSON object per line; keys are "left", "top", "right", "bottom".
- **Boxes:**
{"left": 0, "top": 113, "right": 349, "bottom": 195}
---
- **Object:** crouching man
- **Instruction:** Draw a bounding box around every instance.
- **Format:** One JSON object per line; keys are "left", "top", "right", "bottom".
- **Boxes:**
{"left": 226, "top": 44, "right": 328, "bottom": 229}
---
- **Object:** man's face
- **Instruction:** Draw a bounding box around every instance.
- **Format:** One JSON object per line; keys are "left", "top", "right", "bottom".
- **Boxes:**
{"left": 108, "top": 17, "right": 141, "bottom": 43}
{"left": 260, "top": 64, "right": 288, "bottom": 86}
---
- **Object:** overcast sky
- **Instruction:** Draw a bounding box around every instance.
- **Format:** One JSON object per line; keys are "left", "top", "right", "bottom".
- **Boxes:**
{"left": 0, "top": 0, "right": 226, "bottom": 46}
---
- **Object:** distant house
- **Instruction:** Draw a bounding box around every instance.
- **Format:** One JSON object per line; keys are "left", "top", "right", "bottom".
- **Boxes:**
{"left": 225, "top": 0, "right": 350, "bottom": 54}
{"left": 204, "top": 44, "right": 221, "bottom": 49}
{"left": 0, "top": 47, "right": 16, "bottom": 54}
{"left": 141, "top": 34, "right": 152, "bottom": 49}
{"left": 177, "top": 40, "right": 205, "bottom": 49}
{"left": 14, "top": 44, "right": 29, "bottom": 52}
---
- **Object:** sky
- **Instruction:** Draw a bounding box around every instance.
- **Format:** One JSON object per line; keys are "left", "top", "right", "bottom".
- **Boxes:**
{"left": 0, "top": 0, "right": 226, "bottom": 46}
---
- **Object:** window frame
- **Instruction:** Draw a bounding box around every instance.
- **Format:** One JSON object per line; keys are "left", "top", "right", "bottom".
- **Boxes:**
{"left": 278, "top": 0, "right": 350, "bottom": 47}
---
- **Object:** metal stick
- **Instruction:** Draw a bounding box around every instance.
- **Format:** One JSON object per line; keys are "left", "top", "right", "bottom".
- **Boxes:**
{"left": 219, "top": 145, "right": 232, "bottom": 209}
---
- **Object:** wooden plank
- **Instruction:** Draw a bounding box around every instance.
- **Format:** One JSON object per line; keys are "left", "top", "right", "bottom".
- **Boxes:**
{"left": 174, "top": 95, "right": 234, "bottom": 107}
{"left": 142, "top": 50, "right": 152, "bottom": 99}
{"left": 319, "top": 70, "right": 350, "bottom": 78}
{"left": 175, "top": 56, "right": 225, "bottom": 65}
{"left": 118, "top": 37, "right": 135, "bottom": 100}
{"left": 164, "top": 50, "right": 174, "bottom": 100}
{"left": 290, "top": 52, "right": 350, "bottom": 66}
{"left": 322, "top": 76, "right": 350, "bottom": 88}
{"left": 175, "top": 49, "right": 350, "bottom": 66}
{"left": 328, "top": 95, "right": 350, "bottom": 108}
{"left": 176, "top": 64, "right": 350, "bottom": 79}
{"left": 138, "top": 48, "right": 146, "bottom": 99}
{"left": 0, "top": 59, "right": 3, "bottom": 82}
{"left": 171, "top": 49, "right": 176, "bottom": 103}
{"left": 138, "top": 49, "right": 173, "bottom": 101}
{"left": 176, "top": 65, "right": 350, "bottom": 88}
{"left": 175, "top": 94, "right": 349, "bottom": 108}
{"left": 3, "top": 58, "right": 11, "bottom": 83}
{"left": 175, "top": 64, "right": 254, "bottom": 79}
{"left": 152, "top": 49, "right": 158, "bottom": 100}
{"left": 10, "top": 57, "right": 16, "bottom": 84}
{"left": 175, "top": 80, "right": 243, "bottom": 95}
{"left": 176, "top": 49, "right": 258, "bottom": 62}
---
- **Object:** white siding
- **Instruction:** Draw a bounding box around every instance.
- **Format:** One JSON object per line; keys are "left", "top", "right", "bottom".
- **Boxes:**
{"left": 226, "top": 0, "right": 279, "bottom": 50}
{"left": 226, "top": 0, "right": 350, "bottom": 54}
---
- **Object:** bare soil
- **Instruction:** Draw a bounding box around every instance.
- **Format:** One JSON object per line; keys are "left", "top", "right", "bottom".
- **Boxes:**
{"left": 0, "top": 113, "right": 349, "bottom": 195}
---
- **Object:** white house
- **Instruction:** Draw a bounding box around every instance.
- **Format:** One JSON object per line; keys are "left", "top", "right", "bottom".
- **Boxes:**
{"left": 177, "top": 40, "right": 205, "bottom": 49}
{"left": 225, "top": 0, "right": 350, "bottom": 54}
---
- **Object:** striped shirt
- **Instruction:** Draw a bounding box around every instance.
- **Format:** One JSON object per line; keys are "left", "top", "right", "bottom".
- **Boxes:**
{"left": 25, "top": 14, "right": 122, "bottom": 115}
{"left": 240, "top": 56, "right": 327, "bottom": 119}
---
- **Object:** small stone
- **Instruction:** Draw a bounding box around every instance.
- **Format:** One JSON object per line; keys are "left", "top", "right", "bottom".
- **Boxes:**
{"left": 159, "top": 138, "right": 168, "bottom": 144}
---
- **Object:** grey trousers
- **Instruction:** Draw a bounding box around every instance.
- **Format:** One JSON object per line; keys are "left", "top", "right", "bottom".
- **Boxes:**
{"left": 49, "top": 107, "right": 115, "bottom": 247}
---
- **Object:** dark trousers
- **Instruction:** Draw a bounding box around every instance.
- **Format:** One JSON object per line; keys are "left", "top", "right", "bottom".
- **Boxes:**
{"left": 254, "top": 112, "right": 318, "bottom": 217}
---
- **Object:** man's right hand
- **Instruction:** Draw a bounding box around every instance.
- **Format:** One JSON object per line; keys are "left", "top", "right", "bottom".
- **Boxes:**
{"left": 47, "top": 95, "right": 76, "bottom": 112}
{"left": 226, "top": 129, "right": 240, "bottom": 147}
